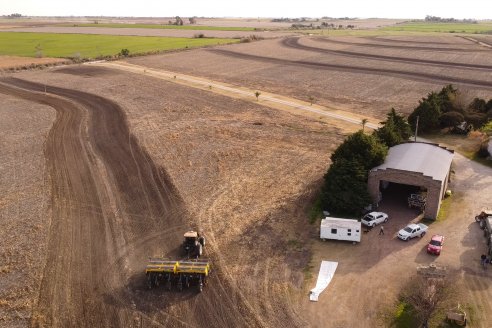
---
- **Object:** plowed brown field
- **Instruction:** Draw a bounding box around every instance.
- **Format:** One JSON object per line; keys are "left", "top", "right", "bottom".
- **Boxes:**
{"left": 0, "top": 66, "right": 341, "bottom": 327}
{"left": 128, "top": 35, "right": 492, "bottom": 118}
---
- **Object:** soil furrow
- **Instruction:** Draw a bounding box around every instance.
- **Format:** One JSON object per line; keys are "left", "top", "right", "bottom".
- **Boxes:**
{"left": 311, "top": 36, "right": 486, "bottom": 52}
{"left": 209, "top": 48, "right": 492, "bottom": 89}
{"left": 286, "top": 37, "right": 492, "bottom": 71}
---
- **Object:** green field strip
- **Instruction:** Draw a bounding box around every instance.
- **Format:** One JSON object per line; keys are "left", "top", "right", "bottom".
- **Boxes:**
{"left": 382, "top": 22, "right": 492, "bottom": 34}
{"left": 0, "top": 32, "right": 238, "bottom": 58}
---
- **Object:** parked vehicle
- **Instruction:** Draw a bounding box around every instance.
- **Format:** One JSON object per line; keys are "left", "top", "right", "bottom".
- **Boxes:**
{"left": 427, "top": 234, "right": 444, "bottom": 255}
{"left": 397, "top": 223, "right": 428, "bottom": 241}
{"left": 475, "top": 208, "right": 492, "bottom": 229}
{"left": 408, "top": 193, "right": 426, "bottom": 212}
{"left": 361, "top": 211, "right": 388, "bottom": 227}
{"left": 320, "top": 217, "right": 361, "bottom": 243}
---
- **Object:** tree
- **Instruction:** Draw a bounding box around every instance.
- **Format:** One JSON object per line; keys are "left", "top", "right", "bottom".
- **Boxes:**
{"left": 254, "top": 91, "right": 261, "bottom": 101}
{"left": 374, "top": 109, "right": 412, "bottom": 147}
{"left": 408, "top": 92, "right": 442, "bottom": 133}
{"left": 399, "top": 275, "right": 460, "bottom": 327}
{"left": 361, "top": 118, "right": 368, "bottom": 132}
{"left": 486, "top": 99, "right": 492, "bottom": 112}
{"left": 331, "top": 131, "right": 388, "bottom": 173}
{"left": 437, "top": 84, "right": 458, "bottom": 113}
{"left": 385, "top": 108, "right": 412, "bottom": 141}
{"left": 308, "top": 95, "right": 315, "bottom": 106}
{"left": 374, "top": 116, "right": 401, "bottom": 147}
{"left": 322, "top": 159, "right": 372, "bottom": 215}
{"left": 469, "top": 97, "right": 487, "bottom": 113}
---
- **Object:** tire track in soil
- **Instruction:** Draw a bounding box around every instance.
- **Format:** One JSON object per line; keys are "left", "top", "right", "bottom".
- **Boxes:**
{"left": 0, "top": 78, "right": 266, "bottom": 328}
{"left": 312, "top": 36, "right": 487, "bottom": 52}
{"left": 209, "top": 47, "right": 492, "bottom": 89}
{"left": 285, "top": 37, "right": 492, "bottom": 71}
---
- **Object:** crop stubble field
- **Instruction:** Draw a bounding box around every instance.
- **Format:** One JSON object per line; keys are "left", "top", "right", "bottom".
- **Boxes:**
{"left": 1, "top": 27, "right": 492, "bottom": 328}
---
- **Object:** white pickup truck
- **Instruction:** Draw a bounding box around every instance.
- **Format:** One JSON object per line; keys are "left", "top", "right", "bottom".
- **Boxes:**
{"left": 397, "top": 223, "right": 428, "bottom": 241}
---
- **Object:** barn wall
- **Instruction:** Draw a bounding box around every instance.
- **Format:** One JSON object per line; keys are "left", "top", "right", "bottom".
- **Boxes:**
{"left": 368, "top": 168, "right": 444, "bottom": 219}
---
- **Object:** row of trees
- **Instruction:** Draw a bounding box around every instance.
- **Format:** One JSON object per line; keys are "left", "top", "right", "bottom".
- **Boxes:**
{"left": 321, "top": 110, "right": 411, "bottom": 215}
{"left": 167, "top": 16, "right": 197, "bottom": 26}
{"left": 408, "top": 85, "right": 492, "bottom": 133}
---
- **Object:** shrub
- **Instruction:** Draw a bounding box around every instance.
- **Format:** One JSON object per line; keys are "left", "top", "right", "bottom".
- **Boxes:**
{"left": 119, "top": 48, "right": 130, "bottom": 57}
{"left": 477, "top": 141, "right": 490, "bottom": 158}
{"left": 194, "top": 33, "right": 205, "bottom": 38}
{"left": 464, "top": 112, "right": 487, "bottom": 129}
{"left": 439, "top": 111, "right": 464, "bottom": 128}
{"left": 240, "top": 35, "right": 264, "bottom": 43}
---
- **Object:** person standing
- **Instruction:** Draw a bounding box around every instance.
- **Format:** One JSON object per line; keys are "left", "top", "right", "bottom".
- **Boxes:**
{"left": 379, "top": 225, "right": 384, "bottom": 235}
{"left": 481, "top": 254, "right": 487, "bottom": 269}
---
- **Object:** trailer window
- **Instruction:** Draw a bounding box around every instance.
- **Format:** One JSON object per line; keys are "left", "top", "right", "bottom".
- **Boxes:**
{"left": 331, "top": 228, "right": 337, "bottom": 234}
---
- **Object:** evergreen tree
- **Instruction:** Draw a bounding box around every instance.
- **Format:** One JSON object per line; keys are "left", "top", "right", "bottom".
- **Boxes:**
{"left": 322, "top": 159, "right": 372, "bottom": 215}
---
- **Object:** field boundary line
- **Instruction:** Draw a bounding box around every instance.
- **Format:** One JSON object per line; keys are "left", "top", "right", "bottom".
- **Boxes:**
{"left": 87, "top": 60, "right": 380, "bottom": 131}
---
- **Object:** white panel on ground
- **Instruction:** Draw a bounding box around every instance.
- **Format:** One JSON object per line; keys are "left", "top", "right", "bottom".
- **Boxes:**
{"left": 309, "top": 261, "right": 338, "bottom": 302}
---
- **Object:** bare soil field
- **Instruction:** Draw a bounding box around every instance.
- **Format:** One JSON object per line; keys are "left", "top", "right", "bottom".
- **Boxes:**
{"left": 4, "top": 26, "right": 291, "bottom": 39}
{"left": 1, "top": 30, "right": 492, "bottom": 328}
{"left": 0, "top": 96, "right": 54, "bottom": 327}
{"left": 128, "top": 35, "right": 492, "bottom": 120}
{"left": 0, "top": 56, "right": 68, "bottom": 70}
{"left": 0, "top": 66, "right": 344, "bottom": 327}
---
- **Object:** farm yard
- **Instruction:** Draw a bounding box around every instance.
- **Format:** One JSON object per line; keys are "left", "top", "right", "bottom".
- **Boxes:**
{"left": 1, "top": 16, "right": 492, "bottom": 328}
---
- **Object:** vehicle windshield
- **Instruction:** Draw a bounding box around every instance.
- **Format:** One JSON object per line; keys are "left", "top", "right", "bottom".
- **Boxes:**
{"left": 403, "top": 227, "right": 413, "bottom": 233}
{"left": 363, "top": 215, "right": 374, "bottom": 221}
{"left": 430, "top": 240, "right": 442, "bottom": 246}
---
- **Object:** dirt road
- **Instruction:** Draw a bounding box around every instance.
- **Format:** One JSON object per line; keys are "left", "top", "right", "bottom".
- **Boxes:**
{"left": 0, "top": 78, "right": 269, "bottom": 327}
{"left": 90, "top": 61, "right": 379, "bottom": 131}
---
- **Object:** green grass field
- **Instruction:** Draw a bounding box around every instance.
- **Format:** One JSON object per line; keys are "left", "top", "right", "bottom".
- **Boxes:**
{"left": 382, "top": 22, "right": 492, "bottom": 34}
{"left": 0, "top": 32, "right": 238, "bottom": 58}
{"left": 61, "top": 23, "right": 256, "bottom": 31}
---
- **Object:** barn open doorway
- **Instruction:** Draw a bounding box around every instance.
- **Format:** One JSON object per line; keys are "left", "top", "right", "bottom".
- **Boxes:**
{"left": 377, "top": 181, "right": 426, "bottom": 224}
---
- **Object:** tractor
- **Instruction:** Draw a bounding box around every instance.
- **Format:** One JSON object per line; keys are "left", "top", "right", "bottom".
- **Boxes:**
{"left": 145, "top": 231, "right": 210, "bottom": 292}
{"left": 182, "top": 231, "right": 205, "bottom": 259}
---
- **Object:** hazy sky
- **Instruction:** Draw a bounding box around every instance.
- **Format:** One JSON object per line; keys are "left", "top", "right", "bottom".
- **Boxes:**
{"left": 1, "top": 0, "right": 491, "bottom": 19}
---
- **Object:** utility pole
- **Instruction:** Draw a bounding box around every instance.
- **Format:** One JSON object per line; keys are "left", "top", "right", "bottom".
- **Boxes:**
{"left": 414, "top": 115, "right": 419, "bottom": 142}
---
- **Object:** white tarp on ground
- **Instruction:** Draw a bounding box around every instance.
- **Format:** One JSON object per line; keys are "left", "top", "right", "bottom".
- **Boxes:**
{"left": 309, "top": 261, "right": 338, "bottom": 302}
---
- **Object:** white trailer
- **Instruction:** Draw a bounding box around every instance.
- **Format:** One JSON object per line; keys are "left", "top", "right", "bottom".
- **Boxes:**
{"left": 320, "top": 217, "right": 361, "bottom": 243}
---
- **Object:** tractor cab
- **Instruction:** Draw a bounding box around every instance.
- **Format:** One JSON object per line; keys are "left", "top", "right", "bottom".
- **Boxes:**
{"left": 182, "top": 231, "right": 205, "bottom": 258}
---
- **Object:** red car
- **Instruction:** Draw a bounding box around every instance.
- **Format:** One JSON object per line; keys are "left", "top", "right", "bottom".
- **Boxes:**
{"left": 427, "top": 235, "right": 444, "bottom": 255}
